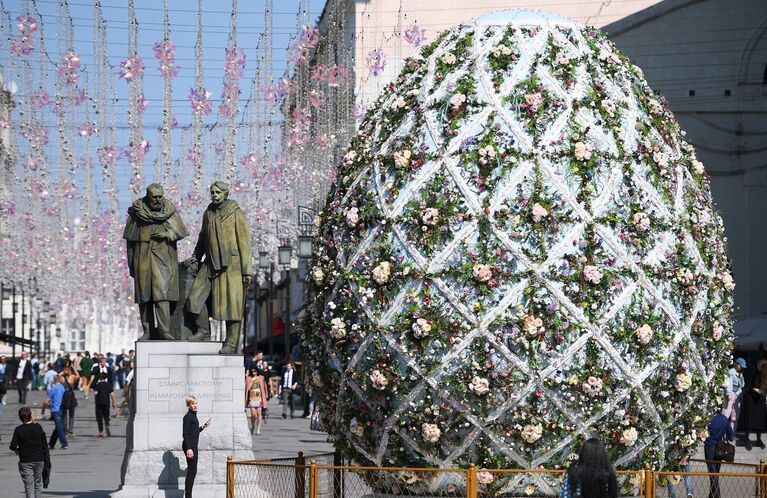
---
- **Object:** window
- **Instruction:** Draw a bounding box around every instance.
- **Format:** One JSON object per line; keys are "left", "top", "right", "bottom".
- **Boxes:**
{"left": 763, "top": 64, "right": 767, "bottom": 84}
{"left": 724, "top": 89, "right": 731, "bottom": 96}
{"left": 689, "top": 90, "right": 696, "bottom": 96}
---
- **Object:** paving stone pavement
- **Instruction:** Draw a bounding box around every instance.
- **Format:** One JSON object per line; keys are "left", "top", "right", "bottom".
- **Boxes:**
{"left": 5, "top": 387, "right": 767, "bottom": 497}
{"left": 1, "top": 387, "right": 333, "bottom": 497}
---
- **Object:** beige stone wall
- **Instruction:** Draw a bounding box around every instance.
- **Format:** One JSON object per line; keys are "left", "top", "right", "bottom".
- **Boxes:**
{"left": 346, "top": 0, "right": 665, "bottom": 105}
{"left": 606, "top": 0, "right": 767, "bottom": 319}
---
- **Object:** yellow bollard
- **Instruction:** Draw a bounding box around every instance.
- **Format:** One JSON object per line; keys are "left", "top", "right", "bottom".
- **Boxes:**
{"left": 310, "top": 459, "right": 319, "bottom": 498}
{"left": 227, "top": 455, "right": 234, "bottom": 498}
{"left": 466, "top": 464, "right": 477, "bottom": 498}
{"left": 644, "top": 465, "right": 653, "bottom": 498}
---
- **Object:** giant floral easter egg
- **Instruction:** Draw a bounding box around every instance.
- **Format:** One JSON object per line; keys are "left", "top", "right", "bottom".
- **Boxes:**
{"left": 302, "top": 9, "right": 734, "bottom": 495}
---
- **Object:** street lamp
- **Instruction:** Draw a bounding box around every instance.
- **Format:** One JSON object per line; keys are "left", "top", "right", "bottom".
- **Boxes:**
{"left": 297, "top": 235, "right": 313, "bottom": 259}
{"left": 278, "top": 244, "right": 292, "bottom": 266}
{"left": 258, "top": 251, "right": 270, "bottom": 269}
{"left": 278, "top": 245, "right": 293, "bottom": 362}
{"left": 259, "top": 251, "right": 275, "bottom": 359}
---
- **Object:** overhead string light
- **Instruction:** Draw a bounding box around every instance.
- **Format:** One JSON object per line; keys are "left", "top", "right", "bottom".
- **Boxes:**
{"left": 81, "top": 71, "right": 95, "bottom": 220}
{"left": 262, "top": 0, "right": 274, "bottom": 164}
{"left": 189, "top": 0, "right": 205, "bottom": 204}
{"left": 125, "top": 0, "right": 146, "bottom": 196}
{"left": 155, "top": 0, "right": 177, "bottom": 183}
{"left": 93, "top": 0, "right": 119, "bottom": 214}
{"left": 221, "top": 0, "right": 243, "bottom": 182}
{"left": 56, "top": 0, "right": 80, "bottom": 225}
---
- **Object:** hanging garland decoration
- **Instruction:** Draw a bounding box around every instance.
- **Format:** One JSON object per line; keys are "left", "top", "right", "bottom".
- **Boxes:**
{"left": 125, "top": 0, "right": 147, "bottom": 196}
{"left": 10, "top": 14, "right": 37, "bottom": 55}
{"left": 54, "top": 0, "right": 81, "bottom": 216}
{"left": 188, "top": 0, "right": 205, "bottom": 204}
{"left": 155, "top": 0, "right": 178, "bottom": 183}
{"left": 80, "top": 72, "right": 95, "bottom": 218}
{"left": 94, "top": 0, "right": 119, "bottom": 213}
{"left": 403, "top": 23, "right": 427, "bottom": 47}
{"left": 365, "top": 48, "right": 387, "bottom": 76}
{"left": 220, "top": 0, "right": 245, "bottom": 181}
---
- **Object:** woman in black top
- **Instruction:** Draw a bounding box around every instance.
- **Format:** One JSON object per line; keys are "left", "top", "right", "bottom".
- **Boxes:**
{"left": 10, "top": 406, "right": 49, "bottom": 498}
{"left": 182, "top": 395, "right": 211, "bottom": 498}
{"left": 560, "top": 438, "right": 619, "bottom": 498}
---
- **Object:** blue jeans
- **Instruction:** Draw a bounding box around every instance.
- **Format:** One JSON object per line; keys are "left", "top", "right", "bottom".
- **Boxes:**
{"left": 48, "top": 411, "right": 68, "bottom": 448}
{"left": 667, "top": 462, "right": 694, "bottom": 498}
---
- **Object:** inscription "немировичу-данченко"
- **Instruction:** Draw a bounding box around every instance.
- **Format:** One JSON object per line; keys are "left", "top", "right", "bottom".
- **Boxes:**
{"left": 147, "top": 378, "right": 234, "bottom": 401}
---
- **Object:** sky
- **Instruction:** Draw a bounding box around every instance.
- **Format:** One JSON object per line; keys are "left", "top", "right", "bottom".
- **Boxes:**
{"left": 1, "top": 0, "right": 328, "bottom": 208}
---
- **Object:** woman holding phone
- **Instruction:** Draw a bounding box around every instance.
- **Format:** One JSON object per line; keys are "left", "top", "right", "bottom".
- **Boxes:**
{"left": 182, "top": 395, "right": 211, "bottom": 498}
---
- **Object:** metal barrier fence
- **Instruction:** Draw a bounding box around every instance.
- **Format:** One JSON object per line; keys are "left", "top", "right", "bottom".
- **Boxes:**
{"left": 225, "top": 456, "right": 767, "bottom": 498}
{"left": 654, "top": 459, "right": 767, "bottom": 498}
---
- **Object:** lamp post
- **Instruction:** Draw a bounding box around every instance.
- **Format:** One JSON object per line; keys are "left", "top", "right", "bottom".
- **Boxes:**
{"left": 258, "top": 251, "right": 274, "bottom": 359}
{"left": 278, "top": 244, "right": 292, "bottom": 361}
{"left": 11, "top": 284, "right": 17, "bottom": 359}
{"left": 20, "top": 285, "right": 26, "bottom": 354}
{"left": 42, "top": 301, "right": 50, "bottom": 358}
{"left": 296, "top": 233, "right": 314, "bottom": 412}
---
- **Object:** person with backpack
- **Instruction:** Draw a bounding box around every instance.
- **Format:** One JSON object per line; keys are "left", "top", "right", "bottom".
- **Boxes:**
{"left": 91, "top": 372, "right": 116, "bottom": 437}
{"left": 60, "top": 368, "right": 79, "bottom": 436}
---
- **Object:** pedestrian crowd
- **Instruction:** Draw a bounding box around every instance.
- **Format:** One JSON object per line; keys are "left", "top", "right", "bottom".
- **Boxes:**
{"left": 241, "top": 349, "right": 318, "bottom": 437}
{"left": 3, "top": 347, "right": 760, "bottom": 498}
{"left": 2, "top": 347, "right": 135, "bottom": 497}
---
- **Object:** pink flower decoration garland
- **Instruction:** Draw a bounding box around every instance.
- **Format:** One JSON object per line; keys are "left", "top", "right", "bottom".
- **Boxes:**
{"left": 30, "top": 91, "right": 51, "bottom": 108}
{"left": 366, "top": 49, "right": 387, "bottom": 76}
{"left": 97, "top": 146, "right": 119, "bottom": 165}
{"left": 153, "top": 40, "right": 180, "bottom": 77}
{"left": 287, "top": 24, "right": 320, "bottom": 64}
{"left": 188, "top": 88, "right": 212, "bottom": 115}
{"left": 58, "top": 51, "right": 81, "bottom": 86}
{"left": 119, "top": 55, "right": 145, "bottom": 81}
{"left": 404, "top": 24, "right": 427, "bottom": 47}
{"left": 263, "top": 78, "right": 291, "bottom": 103}
{"left": 10, "top": 15, "right": 37, "bottom": 56}
{"left": 219, "top": 47, "right": 246, "bottom": 119}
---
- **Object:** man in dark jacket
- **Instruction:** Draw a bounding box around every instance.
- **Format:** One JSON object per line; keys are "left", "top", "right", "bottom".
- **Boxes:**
{"left": 182, "top": 395, "right": 210, "bottom": 498}
{"left": 10, "top": 406, "right": 49, "bottom": 497}
{"left": 279, "top": 361, "right": 299, "bottom": 419}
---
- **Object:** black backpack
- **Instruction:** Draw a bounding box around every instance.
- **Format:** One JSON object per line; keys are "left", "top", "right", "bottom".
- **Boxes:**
{"left": 62, "top": 380, "right": 78, "bottom": 410}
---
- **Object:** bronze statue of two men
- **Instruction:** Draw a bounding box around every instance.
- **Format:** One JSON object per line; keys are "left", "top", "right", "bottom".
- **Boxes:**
{"left": 122, "top": 181, "right": 252, "bottom": 354}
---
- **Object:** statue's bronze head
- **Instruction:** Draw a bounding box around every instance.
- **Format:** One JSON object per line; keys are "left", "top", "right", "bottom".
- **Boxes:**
{"left": 145, "top": 183, "right": 164, "bottom": 211}
{"left": 209, "top": 181, "right": 230, "bottom": 206}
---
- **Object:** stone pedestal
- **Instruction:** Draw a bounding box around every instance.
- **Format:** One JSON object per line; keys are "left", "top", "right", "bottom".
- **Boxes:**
{"left": 113, "top": 341, "right": 256, "bottom": 497}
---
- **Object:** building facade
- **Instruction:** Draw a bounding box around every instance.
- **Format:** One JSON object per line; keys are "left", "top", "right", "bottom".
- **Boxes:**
{"left": 606, "top": 0, "right": 767, "bottom": 319}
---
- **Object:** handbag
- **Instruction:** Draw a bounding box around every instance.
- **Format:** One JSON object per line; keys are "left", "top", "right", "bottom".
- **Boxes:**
{"left": 310, "top": 409, "right": 322, "bottom": 431}
{"left": 714, "top": 435, "right": 735, "bottom": 462}
{"left": 41, "top": 430, "right": 52, "bottom": 488}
